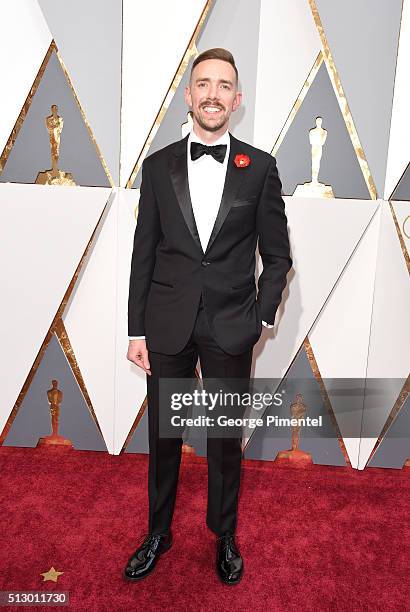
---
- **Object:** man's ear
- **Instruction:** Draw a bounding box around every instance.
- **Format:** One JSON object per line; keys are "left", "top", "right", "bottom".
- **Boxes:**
{"left": 184, "top": 85, "right": 192, "bottom": 107}
{"left": 233, "top": 91, "right": 242, "bottom": 111}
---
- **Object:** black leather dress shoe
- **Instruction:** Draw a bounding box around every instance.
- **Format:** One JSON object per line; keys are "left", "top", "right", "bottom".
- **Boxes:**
{"left": 216, "top": 534, "right": 243, "bottom": 585}
{"left": 124, "top": 532, "right": 172, "bottom": 581}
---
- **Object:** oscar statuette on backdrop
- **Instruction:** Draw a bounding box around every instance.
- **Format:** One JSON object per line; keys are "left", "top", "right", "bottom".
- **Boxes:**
{"left": 293, "top": 117, "right": 334, "bottom": 198}
{"left": 37, "top": 380, "right": 73, "bottom": 448}
{"left": 35, "top": 104, "right": 76, "bottom": 186}
{"left": 276, "top": 393, "right": 312, "bottom": 465}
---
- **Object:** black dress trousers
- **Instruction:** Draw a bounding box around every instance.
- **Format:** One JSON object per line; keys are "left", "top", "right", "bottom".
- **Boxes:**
{"left": 146, "top": 293, "right": 253, "bottom": 537}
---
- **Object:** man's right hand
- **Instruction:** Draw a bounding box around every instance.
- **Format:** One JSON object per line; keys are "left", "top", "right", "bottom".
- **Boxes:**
{"left": 127, "top": 339, "right": 151, "bottom": 375}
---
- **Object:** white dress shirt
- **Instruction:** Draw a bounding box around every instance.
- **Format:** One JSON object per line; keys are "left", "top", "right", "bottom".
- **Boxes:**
{"left": 129, "top": 128, "right": 273, "bottom": 339}
{"left": 187, "top": 128, "right": 230, "bottom": 251}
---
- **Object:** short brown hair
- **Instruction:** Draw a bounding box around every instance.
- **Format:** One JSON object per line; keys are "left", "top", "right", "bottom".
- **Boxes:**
{"left": 190, "top": 48, "right": 238, "bottom": 86}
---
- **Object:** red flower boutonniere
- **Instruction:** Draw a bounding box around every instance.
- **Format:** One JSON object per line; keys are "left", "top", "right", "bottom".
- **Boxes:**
{"left": 234, "top": 153, "right": 250, "bottom": 168}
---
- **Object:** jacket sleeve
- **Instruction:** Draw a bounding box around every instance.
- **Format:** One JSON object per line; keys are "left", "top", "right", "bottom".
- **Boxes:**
{"left": 256, "top": 156, "right": 292, "bottom": 325}
{"left": 127, "top": 159, "right": 161, "bottom": 336}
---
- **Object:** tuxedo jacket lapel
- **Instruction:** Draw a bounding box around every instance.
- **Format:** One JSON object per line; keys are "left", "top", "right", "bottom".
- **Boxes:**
{"left": 169, "top": 134, "right": 203, "bottom": 255}
{"left": 205, "top": 133, "right": 247, "bottom": 255}
{"left": 169, "top": 132, "right": 248, "bottom": 257}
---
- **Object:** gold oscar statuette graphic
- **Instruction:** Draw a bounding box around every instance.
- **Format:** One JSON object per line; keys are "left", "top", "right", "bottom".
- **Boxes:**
{"left": 294, "top": 117, "right": 334, "bottom": 198}
{"left": 276, "top": 393, "right": 312, "bottom": 465}
{"left": 35, "top": 104, "right": 76, "bottom": 186}
{"left": 37, "top": 380, "right": 73, "bottom": 448}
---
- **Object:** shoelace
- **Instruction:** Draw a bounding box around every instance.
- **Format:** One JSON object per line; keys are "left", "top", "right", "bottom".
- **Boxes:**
{"left": 218, "top": 534, "right": 236, "bottom": 550}
{"left": 141, "top": 533, "right": 162, "bottom": 549}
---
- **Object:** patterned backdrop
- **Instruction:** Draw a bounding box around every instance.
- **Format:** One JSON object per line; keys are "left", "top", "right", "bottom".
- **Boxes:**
{"left": 0, "top": 0, "right": 409, "bottom": 470}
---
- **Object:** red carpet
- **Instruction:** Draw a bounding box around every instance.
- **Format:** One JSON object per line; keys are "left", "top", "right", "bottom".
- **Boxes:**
{"left": 0, "top": 447, "right": 409, "bottom": 611}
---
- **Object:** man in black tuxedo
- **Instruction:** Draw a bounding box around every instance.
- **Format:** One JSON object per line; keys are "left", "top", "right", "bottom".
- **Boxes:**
{"left": 124, "top": 48, "right": 292, "bottom": 585}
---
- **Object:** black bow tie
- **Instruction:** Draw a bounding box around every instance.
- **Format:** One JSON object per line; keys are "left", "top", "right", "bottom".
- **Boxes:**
{"left": 190, "top": 141, "right": 227, "bottom": 163}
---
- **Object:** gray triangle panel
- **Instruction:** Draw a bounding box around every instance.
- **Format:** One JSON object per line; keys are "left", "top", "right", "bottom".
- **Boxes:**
{"left": 124, "top": 409, "right": 149, "bottom": 454}
{"left": 368, "top": 393, "right": 410, "bottom": 468}
{"left": 244, "top": 345, "right": 347, "bottom": 466}
{"left": 315, "top": 0, "right": 403, "bottom": 196}
{"left": 275, "top": 62, "right": 369, "bottom": 199}
{"left": 391, "top": 162, "right": 410, "bottom": 201}
{"left": 1, "top": 52, "right": 110, "bottom": 187}
{"left": 4, "top": 335, "right": 107, "bottom": 451}
{"left": 38, "top": 0, "right": 122, "bottom": 183}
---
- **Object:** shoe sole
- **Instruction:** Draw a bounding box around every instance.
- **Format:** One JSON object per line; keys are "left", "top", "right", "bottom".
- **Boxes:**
{"left": 123, "top": 542, "right": 173, "bottom": 582}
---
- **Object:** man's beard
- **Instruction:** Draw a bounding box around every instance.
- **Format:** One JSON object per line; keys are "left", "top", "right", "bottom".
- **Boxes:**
{"left": 194, "top": 105, "right": 229, "bottom": 132}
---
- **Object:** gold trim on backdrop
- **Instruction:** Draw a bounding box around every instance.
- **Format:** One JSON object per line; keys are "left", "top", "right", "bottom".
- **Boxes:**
{"left": 0, "top": 192, "right": 114, "bottom": 446}
{"left": 365, "top": 374, "right": 410, "bottom": 466}
{"left": 125, "top": 0, "right": 213, "bottom": 189}
{"left": 303, "top": 337, "right": 351, "bottom": 466}
{"left": 0, "top": 42, "right": 54, "bottom": 174}
{"left": 0, "top": 40, "right": 114, "bottom": 186}
{"left": 308, "top": 0, "right": 377, "bottom": 200}
{"left": 271, "top": 52, "right": 323, "bottom": 156}
{"left": 390, "top": 202, "right": 410, "bottom": 274}
{"left": 54, "top": 319, "right": 103, "bottom": 437}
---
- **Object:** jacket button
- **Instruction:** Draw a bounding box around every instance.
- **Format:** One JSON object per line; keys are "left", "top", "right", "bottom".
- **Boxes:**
{"left": 201, "top": 260, "right": 210, "bottom": 266}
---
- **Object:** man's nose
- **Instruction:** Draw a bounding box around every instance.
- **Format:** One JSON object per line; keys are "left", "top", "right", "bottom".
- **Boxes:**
{"left": 208, "top": 85, "right": 220, "bottom": 100}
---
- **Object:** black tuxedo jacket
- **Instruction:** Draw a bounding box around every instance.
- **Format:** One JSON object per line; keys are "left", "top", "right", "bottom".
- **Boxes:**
{"left": 128, "top": 131, "right": 292, "bottom": 355}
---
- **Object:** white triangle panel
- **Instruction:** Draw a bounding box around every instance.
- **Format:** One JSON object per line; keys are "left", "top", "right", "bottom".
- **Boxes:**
{"left": 63, "top": 188, "right": 148, "bottom": 454}
{"left": 358, "top": 201, "right": 410, "bottom": 469}
{"left": 0, "top": 183, "right": 111, "bottom": 435}
{"left": 254, "top": 198, "right": 379, "bottom": 380}
{"left": 366, "top": 202, "right": 410, "bottom": 379}
{"left": 63, "top": 190, "right": 118, "bottom": 453}
{"left": 254, "top": 0, "right": 321, "bottom": 152}
{"left": 309, "top": 204, "right": 381, "bottom": 468}
{"left": 120, "top": 0, "right": 208, "bottom": 186}
{"left": 114, "top": 189, "right": 148, "bottom": 454}
{"left": 0, "top": 0, "right": 52, "bottom": 156}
